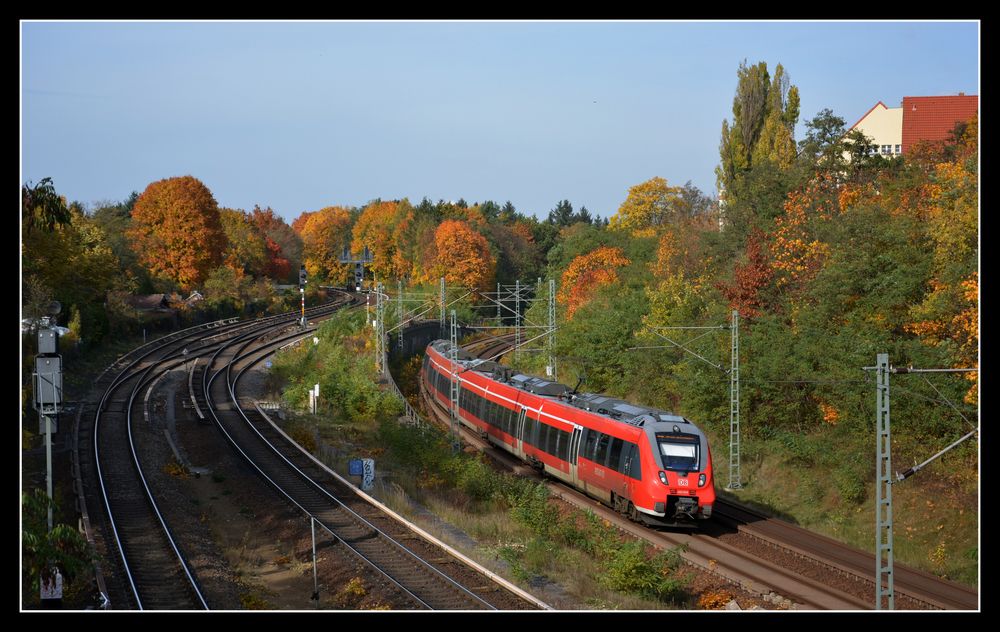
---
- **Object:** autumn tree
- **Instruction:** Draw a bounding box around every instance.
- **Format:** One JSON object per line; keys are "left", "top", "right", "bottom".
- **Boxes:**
{"left": 352, "top": 200, "right": 402, "bottom": 280}
{"left": 557, "top": 246, "right": 631, "bottom": 319}
{"left": 904, "top": 117, "right": 979, "bottom": 403}
{"left": 127, "top": 176, "right": 226, "bottom": 291}
{"left": 716, "top": 228, "right": 775, "bottom": 319}
{"left": 609, "top": 177, "right": 691, "bottom": 235}
{"left": 218, "top": 208, "right": 268, "bottom": 276}
{"left": 432, "top": 219, "right": 496, "bottom": 291}
{"left": 250, "top": 205, "right": 297, "bottom": 281}
{"left": 299, "top": 206, "right": 353, "bottom": 283}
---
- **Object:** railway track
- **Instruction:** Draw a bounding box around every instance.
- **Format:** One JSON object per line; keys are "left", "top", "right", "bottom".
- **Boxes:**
{"left": 196, "top": 313, "right": 541, "bottom": 610}
{"left": 411, "top": 332, "right": 978, "bottom": 610}
{"left": 77, "top": 294, "right": 354, "bottom": 610}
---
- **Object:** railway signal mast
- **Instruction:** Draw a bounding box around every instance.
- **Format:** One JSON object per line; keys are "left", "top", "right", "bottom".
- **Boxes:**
{"left": 32, "top": 301, "right": 64, "bottom": 533}
{"left": 299, "top": 265, "right": 307, "bottom": 327}
{"left": 339, "top": 245, "right": 373, "bottom": 292}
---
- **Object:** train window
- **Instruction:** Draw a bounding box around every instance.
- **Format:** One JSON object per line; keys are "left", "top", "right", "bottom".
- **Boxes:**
{"left": 626, "top": 443, "right": 642, "bottom": 480}
{"left": 608, "top": 438, "right": 624, "bottom": 473}
{"left": 557, "top": 429, "right": 569, "bottom": 460}
{"left": 547, "top": 425, "right": 558, "bottom": 455}
{"left": 594, "top": 433, "right": 610, "bottom": 466}
{"left": 655, "top": 433, "right": 700, "bottom": 471}
{"left": 582, "top": 429, "right": 596, "bottom": 462}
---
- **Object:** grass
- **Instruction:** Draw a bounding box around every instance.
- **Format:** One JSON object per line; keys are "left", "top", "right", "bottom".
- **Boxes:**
{"left": 706, "top": 423, "right": 979, "bottom": 586}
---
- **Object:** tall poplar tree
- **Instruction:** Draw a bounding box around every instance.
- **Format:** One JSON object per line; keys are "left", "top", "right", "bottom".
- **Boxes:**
{"left": 715, "top": 61, "right": 800, "bottom": 204}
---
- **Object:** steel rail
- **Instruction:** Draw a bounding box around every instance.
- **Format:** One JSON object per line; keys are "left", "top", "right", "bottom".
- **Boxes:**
{"left": 222, "top": 333, "right": 497, "bottom": 610}
{"left": 92, "top": 295, "right": 351, "bottom": 609}
{"left": 200, "top": 324, "right": 435, "bottom": 609}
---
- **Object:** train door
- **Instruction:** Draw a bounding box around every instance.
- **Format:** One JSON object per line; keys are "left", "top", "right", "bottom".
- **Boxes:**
{"left": 567, "top": 426, "right": 583, "bottom": 484}
{"left": 514, "top": 407, "right": 527, "bottom": 458}
{"left": 620, "top": 443, "right": 638, "bottom": 509}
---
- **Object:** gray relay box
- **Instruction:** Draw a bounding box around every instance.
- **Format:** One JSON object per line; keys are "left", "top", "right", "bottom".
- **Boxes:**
{"left": 37, "top": 328, "right": 58, "bottom": 355}
{"left": 34, "top": 355, "right": 62, "bottom": 411}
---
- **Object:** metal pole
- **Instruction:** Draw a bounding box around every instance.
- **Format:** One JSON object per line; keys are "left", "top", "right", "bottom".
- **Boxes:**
{"left": 449, "top": 309, "right": 460, "bottom": 453}
{"left": 548, "top": 279, "right": 557, "bottom": 380}
{"left": 875, "top": 353, "right": 895, "bottom": 610}
{"left": 397, "top": 280, "right": 404, "bottom": 353}
{"left": 515, "top": 280, "right": 521, "bottom": 367}
{"left": 311, "top": 517, "right": 319, "bottom": 606}
{"left": 45, "top": 413, "right": 53, "bottom": 532}
{"left": 897, "top": 429, "right": 978, "bottom": 482}
{"left": 440, "top": 277, "right": 446, "bottom": 336}
{"left": 728, "top": 310, "right": 742, "bottom": 490}
{"left": 497, "top": 282, "right": 501, "bottom": 326}
{"left": 300, "top": 287, "right": 306, "bottom": 328}
{"left": 375, "top": 283, "right": 386, "bottom": 376}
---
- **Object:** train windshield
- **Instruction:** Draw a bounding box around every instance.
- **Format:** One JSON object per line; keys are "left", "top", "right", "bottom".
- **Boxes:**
{"left": 655, "top": 433, "right": 700, "bottom": 471}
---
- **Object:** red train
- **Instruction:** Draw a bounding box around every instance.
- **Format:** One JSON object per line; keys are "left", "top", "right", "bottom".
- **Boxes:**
{"left": 422, "top": 340, "right": 715, "bottom": 527}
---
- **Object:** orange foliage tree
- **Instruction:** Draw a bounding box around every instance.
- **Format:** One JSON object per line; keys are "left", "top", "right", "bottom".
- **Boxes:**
{"left": 768, "top": 177, "right": 836, "bottom": 291}
{"left": 432, "top": 219, "right": 496, "bottom": 291}
{"left": 127, "top": 175, "right": 226, "bottom": 290}
{"left": 904, "top": 121, "right": 979, "bottom": 403}
{"left": 557, "top": 246, "right": 630, "bottom": 319}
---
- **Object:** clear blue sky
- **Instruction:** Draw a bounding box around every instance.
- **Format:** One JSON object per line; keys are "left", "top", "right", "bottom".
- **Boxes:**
{"left": 21, "top": 20, "right": 979, "bottom": 224}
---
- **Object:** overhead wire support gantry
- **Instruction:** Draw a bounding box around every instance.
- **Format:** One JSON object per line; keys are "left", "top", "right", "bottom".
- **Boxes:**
{"left": 461, "top": 278, "right": 558, "bottom": 378}
{"left": 861, "top": 355, "right": 979, "bottom": 610}
{"left": 628, "top": 310, "right": 742, "bottom": 490}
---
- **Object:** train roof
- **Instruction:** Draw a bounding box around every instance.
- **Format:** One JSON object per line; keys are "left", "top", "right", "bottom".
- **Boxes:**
{"left": 428, "top": 339, "right": 697, "bottom": 431}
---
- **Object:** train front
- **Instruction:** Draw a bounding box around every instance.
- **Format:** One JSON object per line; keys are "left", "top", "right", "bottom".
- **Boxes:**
{"left": 642, "top": 421, "right": 715, "bottom": 526}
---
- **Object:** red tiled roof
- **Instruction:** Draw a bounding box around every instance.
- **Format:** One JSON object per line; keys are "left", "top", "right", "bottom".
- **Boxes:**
{"left": 901, "top": 95, "right": 978, "bottom": 153}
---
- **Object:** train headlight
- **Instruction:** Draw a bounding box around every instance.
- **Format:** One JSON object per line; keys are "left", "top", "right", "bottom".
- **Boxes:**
{"left": 698, "top": 473, "right": 706, "bottom": 487}
{"left": 658, "top": 471, "right": 668, "bottom": 485}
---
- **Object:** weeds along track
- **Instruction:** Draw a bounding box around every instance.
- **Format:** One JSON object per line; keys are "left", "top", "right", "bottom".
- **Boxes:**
{"left": 412, "top": 334, "right": 978, "bottom": 610}
{"left": 78, "top": 293, "right": 355, "bottom": 610}
{"left": 199, "top": 318, "right": 540, "bottom": 610}
{"left": 710, "top": 501, "right": 978, "bottom": 610}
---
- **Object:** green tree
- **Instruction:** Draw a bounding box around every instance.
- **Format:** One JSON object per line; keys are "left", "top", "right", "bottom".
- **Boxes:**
{"left": 22, "top": 178, "right": 71, "bottom": 236}
{"left": 22, "top": 490, "right": 93, "bottom": 606}
{"left": 715, "top": 60, "right": 801, "bottom": 234}
{"left": 547, "top": 199, "right": 575, "bottom": 227}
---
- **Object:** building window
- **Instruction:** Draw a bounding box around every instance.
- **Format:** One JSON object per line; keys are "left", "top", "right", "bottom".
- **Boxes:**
{"left": 882, "top": 145, "right": 891, "bottom": 155}
{"left": 895, "top": 144, "right": 901, "bottom": 154}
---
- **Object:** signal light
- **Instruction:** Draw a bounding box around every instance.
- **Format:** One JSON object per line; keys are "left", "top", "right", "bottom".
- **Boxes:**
{"left": 299, "top": 265, "right": 307, "bottom": 286}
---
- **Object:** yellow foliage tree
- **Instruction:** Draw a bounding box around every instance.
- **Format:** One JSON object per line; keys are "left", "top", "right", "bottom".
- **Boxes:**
{"left": 609, "top": 177, "right": 689, "bottom": 235}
